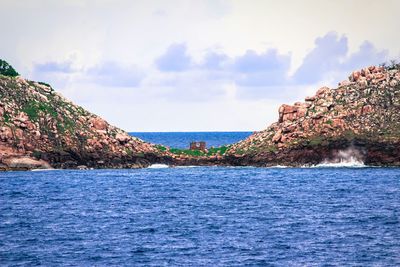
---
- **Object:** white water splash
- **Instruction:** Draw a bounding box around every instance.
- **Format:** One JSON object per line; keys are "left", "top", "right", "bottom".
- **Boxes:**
{"left": 314, "top": 158, "right": 365, "bottom": 168}
{"left": 31, "top": 168, "right": 57, "bottom": 171}
{"left": 148, "top": 164, "right": 169, "bottom": 169}
{"left": 268, "top": 165, "right": 290, "bottom": 168}
{"left": 314, "top": 147, "right": 366, "bottom": 168}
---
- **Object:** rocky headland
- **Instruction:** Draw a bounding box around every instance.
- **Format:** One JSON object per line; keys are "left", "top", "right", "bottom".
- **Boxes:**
{"left": 221, "top": 65, "right": 400, "bottom": 167}
{"left": 0, "top": 61, "right": 172, "bottom": 170}
{"left": 0, "top": 60, "right": 399, "bottom": 170}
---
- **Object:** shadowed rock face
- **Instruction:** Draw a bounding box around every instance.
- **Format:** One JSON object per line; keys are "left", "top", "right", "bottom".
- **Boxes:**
{"left": 0, "top": 76, "right": 171, "bottom": 170}
{"left": 224, "top": 65, "right": 400, "bottom": 167}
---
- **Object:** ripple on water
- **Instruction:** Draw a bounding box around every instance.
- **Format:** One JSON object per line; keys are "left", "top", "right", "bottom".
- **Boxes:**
{"left": 0, "top": 167, "right": 399, "bottom": 266}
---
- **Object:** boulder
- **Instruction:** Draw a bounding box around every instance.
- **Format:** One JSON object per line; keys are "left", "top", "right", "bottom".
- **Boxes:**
{"left": 390, "top": 79, "right": 398, "bottom": 87}
{"left": 90, "top": 117, "right": 108, "bottom": 131}
{"left": 339, "top": 80, "right": 351, "bottom": 86}
{"left": 16, "top": 112, "right": 29, "bottom": 123}
{"left": 349, "top": 71, "right": 361, "bottom": 82}
{"left": 0, "top": 126, "right": 13, "bottom": 141}
{"left": 279, "top": 104, "right": 298, "bottom": 122}
{"left": 331, "top": 118, "right": 345, "bottom": 129}
{"left": 316, "top": 86, "right": 330, "bottom": 96}
{"left": 116, "top": 133, "right": 130, "bottom": 144}
{"left": 362, "top": 105, "right": 373, "bottom": 114}
{"left": 2, "top": 157, "right": 51, "bottom": 170}
{"left": 357, "top": 77, "right": 368, "bottom": 87}
{"left": 272, "top": 130, "right": 282, "bottom": 143}
{"left": 361, "top": 67, "right": 370, "bottom": 76}
{"left": 305, "top": 96, "right": 316, "bottom": 102}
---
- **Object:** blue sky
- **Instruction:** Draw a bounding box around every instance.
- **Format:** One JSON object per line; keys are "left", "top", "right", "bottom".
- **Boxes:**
{"left": 1, "top": 0, "right": 399, "bottom": 131}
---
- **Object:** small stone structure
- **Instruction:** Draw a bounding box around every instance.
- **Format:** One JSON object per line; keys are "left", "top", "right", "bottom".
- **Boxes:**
{"left": 190, "top": 141, "right": 206, "bottom": 151}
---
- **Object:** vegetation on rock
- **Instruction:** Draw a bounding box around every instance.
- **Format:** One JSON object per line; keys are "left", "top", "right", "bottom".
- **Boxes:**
{"left": 1, "top": 58, "right": 399, "bottom": 169}
{"left": 0, "top": 60, "right": 19, "bottom": 77}
{"left": 226, "top": 63, "right": 400, "bottom": 166}
{"left": 156, "top": 144, "right": 230, "bottom": 157}
{"left": 0, "top": 61, "right": 168, "bottom": 170}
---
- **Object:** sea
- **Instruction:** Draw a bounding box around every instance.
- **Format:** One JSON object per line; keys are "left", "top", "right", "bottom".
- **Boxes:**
{"left": 0, "top": 132, "right": 399, "bottom": 266}
{"left": 130, "top": 131, "right": 253, "bottom": 149}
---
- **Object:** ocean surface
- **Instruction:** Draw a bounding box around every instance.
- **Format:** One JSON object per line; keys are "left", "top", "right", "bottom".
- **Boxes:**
{"left": 129, "top": 131, "right": 253, "bottom": 149}
{"left": 1, "top": 132, "right": 400, "bottom": 266}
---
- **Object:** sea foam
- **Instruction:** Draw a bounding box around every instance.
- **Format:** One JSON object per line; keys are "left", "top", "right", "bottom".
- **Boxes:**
{"left": 314, "top": 158, "right": 366, "bottom": 168}
{"left": 148, "top": 164, "right": 169, "bottom": 169}
{"left": 313, "top": 147, "right": 366, "bottom": 168}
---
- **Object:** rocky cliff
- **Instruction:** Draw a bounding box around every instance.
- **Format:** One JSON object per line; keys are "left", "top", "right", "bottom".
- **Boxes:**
{"left": 0, "top": 74, "right": 170, "bottom": 170}
{"left": 224, "top": 65, "right": 400, "bottom": 166}
{"left": 1, "top": 61, "right": 399, "bottom": 170}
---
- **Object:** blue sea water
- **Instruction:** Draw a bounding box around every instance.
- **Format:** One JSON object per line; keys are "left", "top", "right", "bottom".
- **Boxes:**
{"left": 0, "top": 132, "right": 400, "bottom": 266}
{"left": 129, "top": 131, "right": 253, "bottom": 149}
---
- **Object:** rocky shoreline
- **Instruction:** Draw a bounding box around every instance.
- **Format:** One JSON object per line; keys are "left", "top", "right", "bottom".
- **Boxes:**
{"left": 221, "top": 65, "right": 400, "bottom": 167}
{"left": 0, "top": 65, "right": 171, "bottom": 171}
{"left": 1, "top": 61, "right": 399, "bottom": 171}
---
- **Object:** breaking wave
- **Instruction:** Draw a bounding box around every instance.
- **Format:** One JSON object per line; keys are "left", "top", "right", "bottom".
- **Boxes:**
{"left": 314, "top": 147, "right": 366, "bottom": 168}
{"left": 314, "top": 158, "right": 366, "bottom": 168}
{"left": 31, "top": 168, "right": 57, "bottom": 172}
{"left": 267, "top": 165, "right": 290, "bottom": 168}
{"left": 148, "top": 164, "right": 169, "bottom": 169}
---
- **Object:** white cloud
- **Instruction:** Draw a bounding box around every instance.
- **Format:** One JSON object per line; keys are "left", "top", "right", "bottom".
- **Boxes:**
{"left": 1, "top": 0, "right": 399, "bottom": 131}
{"left": 155, "top": 43, "right": 192, "bottom": 72}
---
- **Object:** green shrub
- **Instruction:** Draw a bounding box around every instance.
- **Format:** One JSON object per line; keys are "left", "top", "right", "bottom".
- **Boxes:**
{"left": 168, "top": 145, "right": 230, "bottom": 157}
{"left": 3, "top": 112, "right": 11, "bottom": 123}
{"left": 22, "top": 104, "right": 39, "bottom": 121}
{"left": 207, "top": 145, "right": 229, "bottom": 156}
{"left": 169, "top": 148, "right": 205, "bottom": 157}
{"left": 38, "top": 81, "right": 52, "bottom": 88}
{"left": 125, "top": 148, "right": 133, "bottom": 156}
{"left": 0, "top": 59, "right": 19, "bottom": 77}
{"left": 22, "top": 100, "right": 58, "bottom": 121}
{"left": 136, "top": 152, "right": 145, "bottom": 157}
{"left": 32, "top": 150, "right": 42, "bottom": 159}
{"left": 156, "top": 145, "right": 167, "bottom": 151}
{"left": 235, "top": 148, "right": 245, "bottom": 155}
{"left": 309, "top": 136, "right": 324, "bottom": 146}
{"left": 266, "top": 145, "right": 277, "bottom": 153}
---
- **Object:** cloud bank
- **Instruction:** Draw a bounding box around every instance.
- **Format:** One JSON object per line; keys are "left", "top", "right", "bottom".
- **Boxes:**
{"left": 31, "top": 31, "right": 391, "bottom": 103}
{"left": 2, "top": 0, "right": 398, "bottom": 131}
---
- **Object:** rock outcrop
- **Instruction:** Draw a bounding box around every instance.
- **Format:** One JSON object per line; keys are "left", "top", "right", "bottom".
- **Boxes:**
{"left": 0, "top": 74, "right": 170, "bottom": 170}
{"left": 224, "top": 65, "right": 400, "bottom": 166}
{"left": 1, "top": 62, "right": 399, "bottom": 170}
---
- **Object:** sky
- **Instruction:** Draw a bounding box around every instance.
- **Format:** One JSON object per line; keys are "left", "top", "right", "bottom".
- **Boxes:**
{"left": 1, "top": 0, "right": 399, "bottom": 131}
